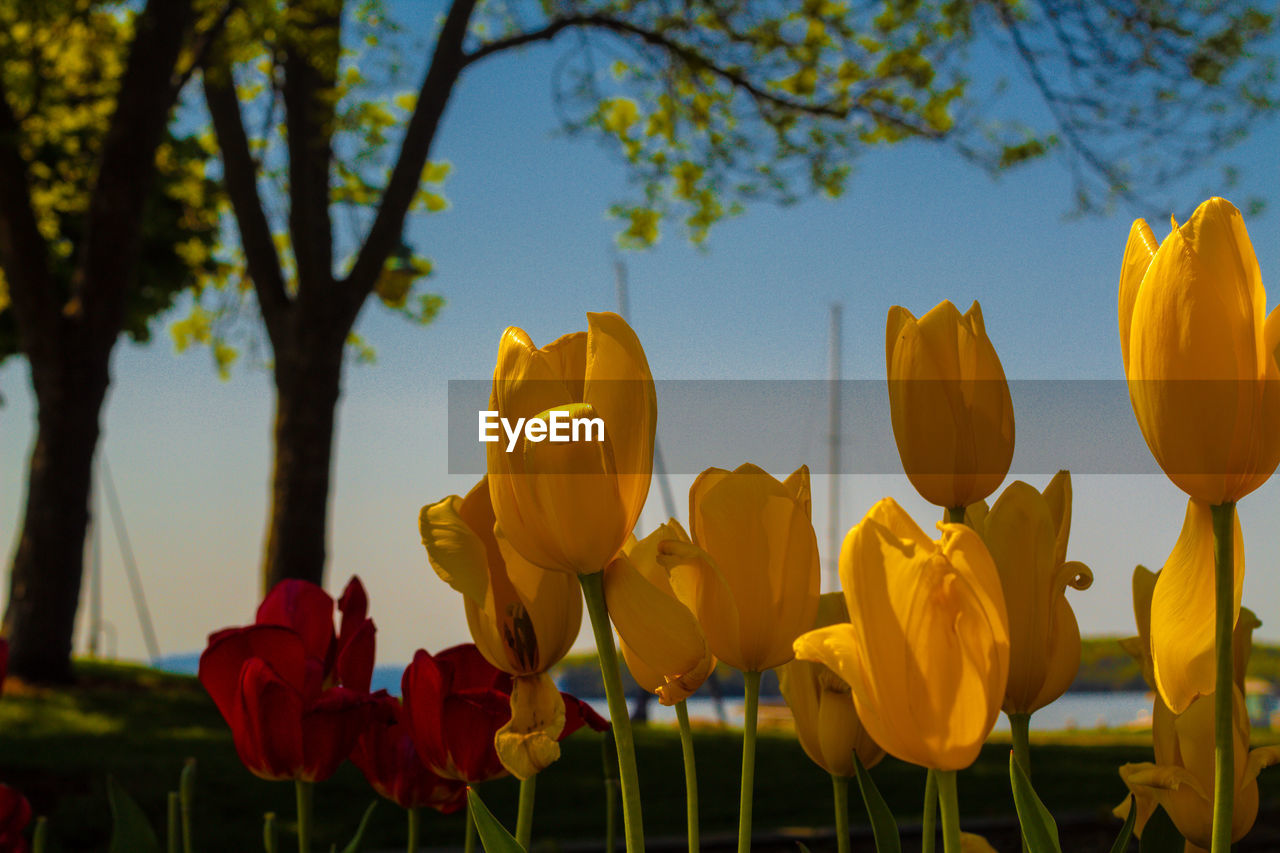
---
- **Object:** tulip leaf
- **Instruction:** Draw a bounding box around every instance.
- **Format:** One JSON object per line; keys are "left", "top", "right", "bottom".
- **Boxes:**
{"left": 796, "top": 843, "right": 813, "bottom": 853}
{"left": 468, "top": 788, "right": 526, "bottom": 853}
{"left": 1009, "top": 752, "right": 1062, "bottom": 853}
{"left": 337, "top": 800, "right": 379, "bottom": 853}
{"left": 853, "top": 753, "right": 901, "bottom": 853}
{"left": 1109, "top": 795, "right": 1137, "bottom": 853}
{"left": 1138, "top": 806, "right": 1184, "bottom": 853}
{"left": 107, "top": 776, "right": 163, "bottom": 853}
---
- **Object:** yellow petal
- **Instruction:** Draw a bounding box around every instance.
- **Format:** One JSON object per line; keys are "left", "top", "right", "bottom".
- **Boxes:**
{"left": 959, "top": 833, "right": 999, "bottom": 853}
{"left": 495, "top": 673, "right": 565, "bottom": 780}
{"left": 507, "top": 404, "right": 630, "bottom": 574}
{"left": 1151, "top": 500, "right": 1243, "bottom": 714}
{"left": 420, "top": 490, "right": 491, "bottom": 606}
{"left": 690, "top": 463, "right": 819, "bottom": 670}
{"left": 1126, "top": 198, "right": 1280, "bottom": 503}
{"left": 1118, "top": 218, "right": 1159, "bottom": 376}
{"left": 583, "top": 311, "right": 657, "bottom": 537}
{"left": 1040, "top": 470, "right": 1072, "bottom": 567}
{"left": 604, "top": 553, "right": 710, "bottom": 700}
{"left": 661, "top": 539, "right": 744, "bottom": 670}
{"left": 886, "top": 300, "right": 1014, "bottom": 508}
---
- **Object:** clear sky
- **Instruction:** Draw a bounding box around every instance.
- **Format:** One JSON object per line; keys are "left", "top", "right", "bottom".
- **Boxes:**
{"left": 2, "top": 7, "right": 1280, "bottom": 667}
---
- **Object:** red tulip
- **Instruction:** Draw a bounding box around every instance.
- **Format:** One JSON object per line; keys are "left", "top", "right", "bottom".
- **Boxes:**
{"left": 401, "top": 644, "right": 609, "bottom": 783}
{"left": 351, "top": 691, "right": 467, "bottom": 813}
{"left": 0, "top": 783, "right": 30, "bottom": 853}
{"left": 199, "top": 577, "right": 375, "bottom": 781}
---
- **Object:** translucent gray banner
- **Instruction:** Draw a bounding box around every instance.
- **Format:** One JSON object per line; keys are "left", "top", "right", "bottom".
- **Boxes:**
{"left": 448, "top": 379, "right": 1276, "bottom": 476}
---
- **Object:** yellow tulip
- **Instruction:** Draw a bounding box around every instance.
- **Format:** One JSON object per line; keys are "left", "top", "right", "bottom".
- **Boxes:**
{"left": 1116, "top": 570, "right": 1278, "bottom": 849}
{"left": 1118, "top": 197, "right": 1280, "bottom": 505}
{"left": 486, "top": 312, "right": 656, "bottom": 575}
{"left": 657, "top": 464, "right": 820, "bottom": 673}
{"left": 1149, "top": 499, "right": 1244, "bottom": 714}
{"left": 419, "top": 477, "right": 582, "bottom": 779}
{"left": 794, "top": 498, "right": 1009, "bottom": 771}
{"left": 885, "top": 300, "right": 1015, "bottom": 510}
{"left": 974, "top": 473, "right": 1092, "bottom": 715}
{"left": 777, "top": 592, "right": 883, "bottom": 777}
{"left": 605, "top": 521, "right": 714, "bottom": 705}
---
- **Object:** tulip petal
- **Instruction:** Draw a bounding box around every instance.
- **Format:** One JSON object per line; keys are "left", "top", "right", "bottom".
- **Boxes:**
{"left": 561, "top": 692, "right": 610, "bottom": 738}
{"left": 1040, "top": 470, "right": 1072, "bottom": 567}
{"left": 420, "top": 490, "right": 492, "bottom": 606}
{"left": 495, "top": 673, "right": 566, "bottom": 780}
{"left": 234, "top": 657, "right": 305, "bottom": 780}
{"left": 1151, "top": 500, "right": 1244, "bottom": 714}
{"left": 661, "top": 540, "right": 745, "bottom": 671}
{"left": 199, "top": 625, "right": 307, "bottom": 724}
{"left": 1118, "top": 218, "right": 1159, "bottom": 375}
{"left": 583, "top": 312, "right": 656, "bottom": 533}
{"left": 299, "top": 686, "right": 366, "bottom": 782}
{"left": 605, "top": 553, "right": 710, "bottom": 701}
{"left": 256, "top": 580, "right": 335, "bottom": 665}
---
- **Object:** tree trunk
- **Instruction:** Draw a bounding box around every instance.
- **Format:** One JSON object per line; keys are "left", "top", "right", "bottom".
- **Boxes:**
{"left": 260, "top": 339, "right": 345, "bottom": 595}
{"left": 5, "top": 354, "right": 110, "bottom": 684}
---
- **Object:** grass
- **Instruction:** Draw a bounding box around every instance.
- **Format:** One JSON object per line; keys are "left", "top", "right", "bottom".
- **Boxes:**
{"left": 2, "top": 661, "right": 1279, "bottom": 851}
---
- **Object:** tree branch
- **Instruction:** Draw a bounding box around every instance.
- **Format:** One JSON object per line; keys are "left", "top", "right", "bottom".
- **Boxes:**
{"left": 79, "top": 0, "right": 197, "bottom": 356}
{"left": 281, "top": 0, "right": 338, "bottom": 305}
{"left": 342, "top": 0, "right": 479, "bottom": 306}
{"left": 0, "top": 75, "right": 59, "bottom": 376}
{"left": 171, "top": 0, "right": 240, "bottom": 100}
{"left": 203, "top": 57, "right": 292, "bottom": 344}
{"left": 462, "top": 13, "right": 944, "bottom": 137}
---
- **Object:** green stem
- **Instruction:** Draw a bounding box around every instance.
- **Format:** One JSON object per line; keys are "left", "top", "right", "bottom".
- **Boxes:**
{"left": 946, "top": 506, "right": 966, "bottom": 524}
{"left": 936, "top": 770, "right": 961, "bottom": 853}
{"left": 515, "top": 774, "right": 537, "bottom": 849}
{"left": 676, "top": 700, "right": 700, "bottom": 853}
{"left": 738, "top": 670, "right": 761, "bottom": 853}
{"left": 1211, "top": 501, "right": 1236, "bottom": 853}
{"left": 580, "top": 572, "right": 645, "bottom": 853}
{"left": 406, "top": 807, "right": 419, "bottom": 853}
{"left": 168, "top": 791, "right": 180, "bottom": 853}
{"left": 464, "top": 804, "right": 476, "bottom": 853}
{"left": 831, "top": 775, "right": 850, "bottom": 853}
{"left": 32, "top": 817, "right": 47, "bottom": 853}
{"left": 264, "top": 812, "right": 278, "bottom": 853}
{"left": 922, "top": 770, "right": 938, "bottom": 853}
{"left": 1009, "top": 712, "right": 1032, "bottom": 853}
{"left": 294, "top": 780, "right": 313, "bottom": 853}
{"left": 604, "top": 779, "right": 618, "bottom": 853}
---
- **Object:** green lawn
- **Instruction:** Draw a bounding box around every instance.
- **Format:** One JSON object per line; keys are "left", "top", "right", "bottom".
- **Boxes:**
{"left": 0, "top": 661, "right": 1276, "bottom": 851}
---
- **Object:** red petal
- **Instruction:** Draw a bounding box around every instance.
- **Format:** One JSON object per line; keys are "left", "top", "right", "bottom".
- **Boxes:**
{"left": 199, "top": 625, "right": 306, "bottom": 723}
{"left": 351, "top": 692, "right": 467, "bottom": 811}
{"left": 256, "top": 580, "right": 335, "bottom": 664}
{"left": 334, "top": 618, "right": 375, "bottom": 694}
{"left": 0, "top": 783, "right": 31, "bottom": 838}
{"left": 560, "top": 692, "right": 610, "bottom": 739}
{"left": 401, "top": 651, "right": 449, "bottom": 774}
{"left": 337, "top": 577, "right": 369, "bottom": 639}
{"left": 444, "top": 689, "right": 511, "bottom": 783}
{"left": 234, "top": 658, "right": 305, "bottom": 780}
{"left": 298, "top": 687, "right": 367, "bottom": 782}
{"left": 436, "top": 644, "right": 511, "bottom": 693}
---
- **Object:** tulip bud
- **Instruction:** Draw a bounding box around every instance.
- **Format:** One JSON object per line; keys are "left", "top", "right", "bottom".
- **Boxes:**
{"left": 1118, "top": 197, "right": 1280, "bottom": 504}
{"left": 885, "top": 300, "right": 1015, "bottom": 510}
{"left": 794, "top": 498, "right": 1009, "bottom": 771}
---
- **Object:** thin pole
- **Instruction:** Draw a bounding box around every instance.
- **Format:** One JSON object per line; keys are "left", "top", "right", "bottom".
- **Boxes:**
{"left": 102, "top": 458, "right": 161, "bottom": 662}
{"left": 827, "top": 303, "right": 842, "bottom": 591}
{"left": 88, "top": 486, "right": 102, "bottom": 658}
{"left": 615, "top": 257, "right": 679, "bottom": 521}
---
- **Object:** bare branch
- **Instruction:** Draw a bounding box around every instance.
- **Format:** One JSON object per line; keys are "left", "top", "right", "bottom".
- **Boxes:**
{"left": 203, "top": 58, "right": 292, "bottom": 344}
{"left": 342, "top": 0, "right": 479, "bottom": 304}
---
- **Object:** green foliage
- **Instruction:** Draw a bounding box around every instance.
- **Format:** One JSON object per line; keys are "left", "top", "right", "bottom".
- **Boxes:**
{"left": 0, "top": 1, "right": 225, "bottom": 363}
{"left": 854, "top": 752, "right": 901, "bottom": 853}
{"left": 1009, "top": 752, "right": 1062, "bottom": 853}
{"left": 107, "top": 776, "right": 163, "bottom": 853}
{"left": 469, "top": 789, "right": 526, "bottom": 853}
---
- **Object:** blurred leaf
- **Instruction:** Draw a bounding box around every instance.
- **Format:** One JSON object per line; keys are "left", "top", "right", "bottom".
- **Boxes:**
{"left": 337, "top": 801, "right": 378, "bottom": 853}
{"left": 108, "top": 776, "right": 162, "bottom": 853}
{"left": 1110, "top": 795, "right": 1137, "bottom": 853}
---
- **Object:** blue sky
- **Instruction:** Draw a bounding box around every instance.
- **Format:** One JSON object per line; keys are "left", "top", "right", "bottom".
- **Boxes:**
{"left": 2, "top": 9, "right": 1280, "bottom": 666}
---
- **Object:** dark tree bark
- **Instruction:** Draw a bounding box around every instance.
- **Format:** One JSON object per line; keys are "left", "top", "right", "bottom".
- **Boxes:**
{"left": 207, "top": 0, "right": 479, "bottom": 593}
{"left": 0, "top": 0, "right": 202, "bottom": 683}
{"left": 6, "top": 343, "right": 110, "bottom": 682}
{"left": 260, "top": 332, "right": 346, "bottom": 594}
